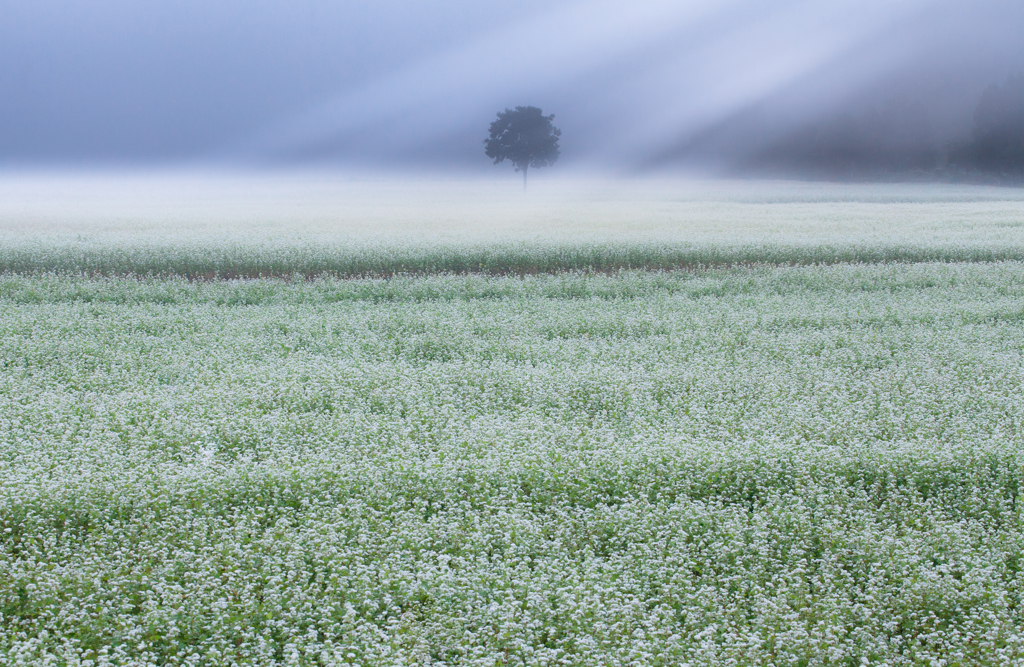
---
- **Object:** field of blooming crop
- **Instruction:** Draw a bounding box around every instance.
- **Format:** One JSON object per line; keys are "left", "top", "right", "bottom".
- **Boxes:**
{"left": 2, "top": 178, "right": 1024, "bottom": 665}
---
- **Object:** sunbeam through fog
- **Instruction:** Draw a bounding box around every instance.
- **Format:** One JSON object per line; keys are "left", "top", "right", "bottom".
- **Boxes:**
{"left": 2, "top": 0, "right": 1023, "bottom": 177}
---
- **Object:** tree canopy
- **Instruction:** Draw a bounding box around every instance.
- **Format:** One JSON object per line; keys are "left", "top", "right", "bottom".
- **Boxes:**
{"left": 484, "top": 106, "right": 560, "bottom": 189}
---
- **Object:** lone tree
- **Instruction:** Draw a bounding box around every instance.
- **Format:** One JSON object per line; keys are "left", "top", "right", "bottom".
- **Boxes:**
{"left": 484, "top": 106, "right": 560, "bottom": 189}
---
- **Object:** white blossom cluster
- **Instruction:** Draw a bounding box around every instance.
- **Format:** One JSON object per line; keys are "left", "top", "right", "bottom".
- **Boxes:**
{"left": 2, "top": 263, "right": 1024, "bottom": 665}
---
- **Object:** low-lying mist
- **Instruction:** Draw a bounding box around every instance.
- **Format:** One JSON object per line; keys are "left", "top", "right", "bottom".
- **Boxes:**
{"left": 2, "top": 171, "right": 1023, "bottom": 278}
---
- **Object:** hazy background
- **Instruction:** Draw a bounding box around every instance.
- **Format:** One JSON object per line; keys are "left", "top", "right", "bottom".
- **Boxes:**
{"left": 2, "top": 0, "right": 1023, "bottom": 178}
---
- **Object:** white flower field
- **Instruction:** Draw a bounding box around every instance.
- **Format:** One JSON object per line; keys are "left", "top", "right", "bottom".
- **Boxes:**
{"left": 2, "top": 178, "right": 1024, "bottom": 665}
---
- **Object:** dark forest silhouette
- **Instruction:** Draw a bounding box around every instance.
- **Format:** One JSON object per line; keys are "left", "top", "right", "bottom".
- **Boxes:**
{"left": 752, "top": 75, "right": 1024, "bottom": 183}
{"left": 667, "top": 74, "right": 1024, "bottom": 184}
{"left": 948, "top": 74, "right": 1024, "bottom": 181}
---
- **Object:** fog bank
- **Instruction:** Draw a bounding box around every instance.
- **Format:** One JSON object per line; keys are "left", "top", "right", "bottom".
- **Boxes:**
{"left": 2, "top": 0, "right": 1022, "bottom": 176}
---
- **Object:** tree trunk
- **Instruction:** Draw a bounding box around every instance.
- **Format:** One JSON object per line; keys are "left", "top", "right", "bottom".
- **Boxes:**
{"left": 523, "top": 164, "right": 528, "bottom": 191}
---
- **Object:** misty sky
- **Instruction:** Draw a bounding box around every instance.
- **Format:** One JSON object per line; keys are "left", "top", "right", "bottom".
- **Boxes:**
{"left": 2, "top": 0, "right": 1022, "bottom": 172}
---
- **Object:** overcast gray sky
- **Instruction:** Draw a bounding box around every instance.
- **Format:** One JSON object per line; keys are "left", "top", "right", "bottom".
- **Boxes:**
{"left": 2, "top": 0, "right": 1022, "bottom": 172}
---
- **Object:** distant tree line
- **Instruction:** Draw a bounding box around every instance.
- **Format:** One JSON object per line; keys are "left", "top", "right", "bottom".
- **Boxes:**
{"left": 730, "top": 74, "right": 1024, "bottom": 184}
{"left": 948, "top": 73, "right": 1024, "bottom": 182}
